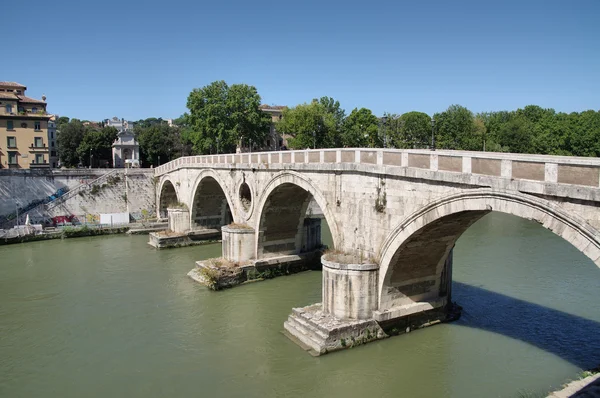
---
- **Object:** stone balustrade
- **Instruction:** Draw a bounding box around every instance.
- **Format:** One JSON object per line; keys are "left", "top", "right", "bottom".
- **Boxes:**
{"left": 155, "top": 148, "right": 600, "bottom": 189}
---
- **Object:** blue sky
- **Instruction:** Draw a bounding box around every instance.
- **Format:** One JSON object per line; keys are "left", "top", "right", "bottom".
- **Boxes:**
{"left": 4, "top": 0, "right": 599, "bottom": 121}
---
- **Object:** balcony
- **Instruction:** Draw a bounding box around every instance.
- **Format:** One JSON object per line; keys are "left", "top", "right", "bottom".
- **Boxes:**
{"left": 30, "top": 160, "right": 50, "bottom": 169}
{"left": 1, "top": 110, "right": 49, "bottom": 118}
{"left": 29, "top": 143, "right": 49, "bottom": 153}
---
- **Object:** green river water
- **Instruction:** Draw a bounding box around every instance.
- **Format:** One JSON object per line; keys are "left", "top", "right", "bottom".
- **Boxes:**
{"left": 1, "top": 212, "right": 599, "bottom": 397}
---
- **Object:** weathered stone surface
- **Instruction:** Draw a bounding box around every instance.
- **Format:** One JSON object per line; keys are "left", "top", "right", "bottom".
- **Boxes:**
{"left": 156, "top": 148, "right": 600, "bottom": 354}
{"left": 283, "top": 303, "right": 387, "bottom": 355}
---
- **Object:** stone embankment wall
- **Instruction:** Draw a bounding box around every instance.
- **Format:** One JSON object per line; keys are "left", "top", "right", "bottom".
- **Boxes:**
{"left": 0, "top": 169, "right": 155, "bottom": 226}
{"left": 0, "top": 169, "right": 107, "bottom": 215}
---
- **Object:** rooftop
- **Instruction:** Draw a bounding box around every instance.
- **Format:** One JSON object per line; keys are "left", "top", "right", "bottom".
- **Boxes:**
{"left": 17, "top": 95, "right": 46, "bottom": 104}
{"left": 260, "top": 105, "right": 287, "bottom": 110}
{"left": 0, "top": 81, "right": 26, "bottom": 88}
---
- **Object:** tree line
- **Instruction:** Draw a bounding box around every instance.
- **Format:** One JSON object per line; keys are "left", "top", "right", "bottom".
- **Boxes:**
{"left": 180, "top": 80, "right": 600, "bottom": 157}
{"left": 57, "top": 80, "right": 600, "bottom": 167}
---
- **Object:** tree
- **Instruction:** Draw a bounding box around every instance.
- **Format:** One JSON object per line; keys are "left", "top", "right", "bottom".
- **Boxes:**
{"left": 186, "top": 81, "right": 271, "bottom": 154}
{"left": 568, "top": 110, "right": 600, "bottom": 157}
{"left": 496, "top": 114, "right": 532, "bottom": 153}
{"left": 317, "top": 96, "right": 345, "bottom": 133}
{"left": 341, "top": 108, "right": 379, "bottom": 147}
{"left": 77, "top": 126, "right": 118, "bottom": 167}
{"left": 434, "top": 105, "right": 478, "bottom": 150}
{"left": 396, "top": 111, "right": 431, "bottom": 149}
{"left": 56, "top": 116, "right": 70, "bottom": 127}
{"left": 136, "top": 124, "right": 192, "bottom": 166}
{"left": 57, "top": 120, "right": 86, "bottom": 167}
{"left": 275, "top": 101, "right": 339, "bottom": 149}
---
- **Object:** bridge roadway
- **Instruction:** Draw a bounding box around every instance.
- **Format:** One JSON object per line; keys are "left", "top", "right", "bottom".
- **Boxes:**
{"left": 155, "top": 148, "right": 600, "bottom": 354}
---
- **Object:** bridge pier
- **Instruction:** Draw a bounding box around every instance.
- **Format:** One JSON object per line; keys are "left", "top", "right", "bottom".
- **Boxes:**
{"left": 284, "top": 250, "right": 460, "bottom": 356}
{"left": 283, "top": 254, "right": 387, "bottom": 355}
{"left": 221, "top": 225, "right": 255, "bottom": 263}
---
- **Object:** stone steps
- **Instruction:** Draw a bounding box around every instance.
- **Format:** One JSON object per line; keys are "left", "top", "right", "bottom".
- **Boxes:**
{"left": 283, "top": 316, "right": 324, "bottom": 355}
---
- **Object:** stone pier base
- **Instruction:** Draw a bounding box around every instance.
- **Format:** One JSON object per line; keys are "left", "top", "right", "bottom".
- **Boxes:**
{"left": 283, "top": 303, "right": 387, "bottom": 356}
{"left": 148, "top": 228, "right": 220, "bottom": 249}
{"left": 283, "top": 302, "right": 462, "bottom": 355}
{"left": 188, "top": 250, "right": 323, "bottom": 290}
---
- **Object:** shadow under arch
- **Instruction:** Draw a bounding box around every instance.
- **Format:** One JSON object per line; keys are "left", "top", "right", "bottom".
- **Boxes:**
{"left": 453, "top": 281, "right": 600, "bottom": 368}
{"left": 188, "top": 170, "right": 235, "bottom": 229}
{"left": 254, "top": 171, "right": 340, "bottom": 258}
{"left": 157, "top": 178, "right": 179, "bottom": 218}
{"left": 377, "top": 188, "right": 600, "bottom": 309}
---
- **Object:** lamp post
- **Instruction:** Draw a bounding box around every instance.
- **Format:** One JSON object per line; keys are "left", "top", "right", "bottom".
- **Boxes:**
{"left": 89, "top": 149, "right": 93, "bottom": 168}
{"left": 216, "top": 136, "right": 220, "bottom": 155}
{"left": 158, "top": 155, "right": 161, "bottom": 166}
{"left": 312, "top": 131, "right": 316, "bottom": 149}
{"left": 430, "top": 116, "right": 436, "bottom": 151}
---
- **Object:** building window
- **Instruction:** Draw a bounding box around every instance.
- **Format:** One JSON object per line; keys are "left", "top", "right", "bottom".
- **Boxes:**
{"left": 50, "top": 131, "right": 54, "bottom": 139}
{"left": 5, "top": 104, "right": 12, "bottom": 113}
{"left": 51, "top": 141, "right": 54, "bottom": 147}
{"left": 51, "top": 151, "right": 57, "bottom": 157}
{"left": 35, "top": 154, "right": 44, "bottom": 164}
{"left": 7, "top": 120, "right": 14, "bottom": 130}
{"left": 16, "top": 90, "right": 22, "bottom": 94}
{"left": 32, "top": 107, "right": 37, "bottom": 113}
{"left": 7, "top": 136, "right": 16, "bottom": 148}
{"left": 34, "top": 121, "right": 41, "bottom": 131}
{"left": 8, "top": 152, "right": 17, "bottom": 165}
{"left": 21, "top": 123, "right": 28, "bottom": 128}
{"left": 35, "top": 137, "right": 43, "bottom": 147}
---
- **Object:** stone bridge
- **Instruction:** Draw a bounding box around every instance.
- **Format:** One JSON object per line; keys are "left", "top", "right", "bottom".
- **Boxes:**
{"left": 155, "top": 148, "right": 600, "bottom": 354}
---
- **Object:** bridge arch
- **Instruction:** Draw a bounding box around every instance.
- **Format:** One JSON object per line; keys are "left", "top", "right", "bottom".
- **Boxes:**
{"left": 157, "top": 178, "right": 179, "bottom": 218}
{"left": 189, "top": 170, "right": 235, "bottom": 229}
{"left": 377, "top": 188, "right": 600, "bottom": 310}
{"left": 254, "top": 171, "right": 340, "bottom": 257}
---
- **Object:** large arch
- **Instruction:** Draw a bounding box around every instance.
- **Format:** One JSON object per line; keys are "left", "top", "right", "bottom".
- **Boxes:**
{"left": 157, "top": 178, "right": 179, "bottom": 219}
{"left": 377, "top": 188, "right": 600, "bottom": 310}
{"left": 254, "top": 171, "right": 340, "bottom": 258}
{"left": 189, "top": 170, "right": 235, "bottom": 230}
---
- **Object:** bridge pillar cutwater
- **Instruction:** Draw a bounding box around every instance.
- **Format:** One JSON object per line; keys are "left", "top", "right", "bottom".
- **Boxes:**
{"left": 283, "top": 253, "right": 387, "bottom": 356}
{"left": 322, "top": 257, "right": 379, "bottom": 320}
{"left": 168, "top": 207, "right": 190, "bottom": 233}
{"left": 221, "top": 225, "right": 255, "bottom": 263}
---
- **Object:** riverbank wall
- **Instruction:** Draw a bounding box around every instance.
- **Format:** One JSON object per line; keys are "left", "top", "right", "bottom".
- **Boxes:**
{"left": 0, "top": 225, "right": 130, "bottom": 245}
{"left": 0, "top": 169, "right": 156, "bottom": 228}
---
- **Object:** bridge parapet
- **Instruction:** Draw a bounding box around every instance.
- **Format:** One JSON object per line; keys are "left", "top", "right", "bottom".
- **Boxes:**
{"left": 156, "top": 148, "right": 600, "bottom": 190}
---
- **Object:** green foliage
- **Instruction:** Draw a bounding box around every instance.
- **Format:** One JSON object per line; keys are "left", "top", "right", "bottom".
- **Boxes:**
{"left": 384, "top": 111, "right": 431, "bottom": 149}
{"left": 136, "top": 123, "right": 190, "bottom": 166}
{"left": 77, "top": 126, "right": 118, "bottom": 167}
{"left": 341, "top": 108, "right": 379, "bottom": 147}
{"left": 186, "top": 80, "right": 271, "bottom": 154}
{"left": 276, "top": 100, "right": 341, "bottom": 149}
{"left": 57, "top": 120, "right": 86, "bottom": 167}
{"left": 434, "top": 105, "right": 479, "bottom": 150}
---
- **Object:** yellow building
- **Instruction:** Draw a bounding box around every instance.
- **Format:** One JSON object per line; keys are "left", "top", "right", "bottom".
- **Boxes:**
{"left": 0, "top": 81, "right": 50, "bottom": 169}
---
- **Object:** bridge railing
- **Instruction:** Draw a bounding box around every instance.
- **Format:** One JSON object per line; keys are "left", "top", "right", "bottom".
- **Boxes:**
{"left": 155, "top": 148, "right": 600, "bottom": 188}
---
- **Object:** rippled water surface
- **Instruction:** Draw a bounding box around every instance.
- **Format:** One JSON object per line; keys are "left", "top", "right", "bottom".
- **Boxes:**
{"left": 1, "top": 213, "right": 599, "bottom": 397}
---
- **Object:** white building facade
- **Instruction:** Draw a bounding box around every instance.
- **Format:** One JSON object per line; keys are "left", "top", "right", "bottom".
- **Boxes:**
{"left": 108, "top": 117, "right": 140, "bottom": 168}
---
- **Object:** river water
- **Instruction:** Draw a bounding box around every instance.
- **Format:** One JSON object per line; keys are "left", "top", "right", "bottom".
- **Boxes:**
{"left": 1, "top": 213, "right": 599, "bottom": 397}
